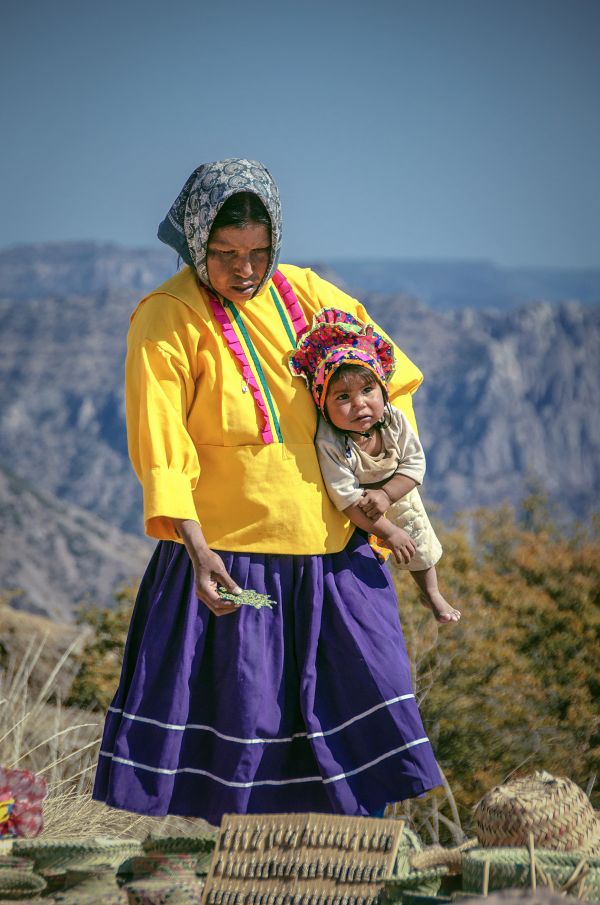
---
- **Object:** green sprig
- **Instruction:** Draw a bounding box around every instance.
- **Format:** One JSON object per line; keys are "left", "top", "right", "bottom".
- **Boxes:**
{"left": 217, "top": 588, "right": 277, "bottom": 610}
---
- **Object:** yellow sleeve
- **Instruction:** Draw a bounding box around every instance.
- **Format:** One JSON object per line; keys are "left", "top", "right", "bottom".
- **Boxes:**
{"left": 125, "top": 299, "right": 201, "bottom": 541}
{"left": 303, "top": 269, "right": 423, "bottom": 433}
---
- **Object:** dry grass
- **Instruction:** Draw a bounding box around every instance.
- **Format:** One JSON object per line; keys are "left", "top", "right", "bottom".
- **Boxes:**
{"left": 399, "top": 765, "right": 469, "bottom": 846}
{"left": 0, "top": 630, "right": 212, "bottom": 838}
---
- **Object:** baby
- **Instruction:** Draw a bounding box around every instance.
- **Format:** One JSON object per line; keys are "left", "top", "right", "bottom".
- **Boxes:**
{"left": 290, "top": 308, "right": 460, "bottom": 624}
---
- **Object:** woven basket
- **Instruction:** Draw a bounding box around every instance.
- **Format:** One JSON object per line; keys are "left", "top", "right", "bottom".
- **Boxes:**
{"left": 381, "top": 868, "right": 447, "bottom": 904}
{"left": 125, "top": 877, "right": 205, "bottom": 905}
{"left": 463, "top": 846, "right": 600, "bottom": 902}
{"left": 59, "top": 888, "right": 128, "bottom": 904}
{"left": 0, "top": 856, "right": 34, "bottom": 873}
{"left": 410, "top": 840, "right": 478, "bottom": 876}
{"left": 118, "top": 852, "right": 202, "bottom": 885}
{"left": 401, "top": 895, "right": 452, "bottom": 905}
{"left": 0, "top": 900, "right": 56, "bottom": 905}
{"left": 12, "top": 836, "right": 142, "bottom": 871}
{"left": 0, "top": 838, "right": 14, "bottom": 856}
{"left": 39, "top": 864, "right": 128, "bottom": 903}
{"left": 453, "top": 889, "right": 587, "bottom": 904}
{"left": 0, "top": 867, "right": 47, "bottom": 899}
{"left": 38, "top": 866, "right": 68, "bottom": 895}
{"left": 474, "top": 772, "right": 600, "bottom": 854}
{"left": 142, "top": 832, "right": 216, "bottom": 874}
{"left": 379, "top": 828, "right": 448, "bottom": 902}
{"left": 142, "top": 833, "right": 217, "bottom": 853}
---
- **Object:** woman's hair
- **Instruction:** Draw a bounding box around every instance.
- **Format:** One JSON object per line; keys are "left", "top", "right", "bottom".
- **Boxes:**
{"left": 210, "top": 192, "right": 271, "bottom": 235}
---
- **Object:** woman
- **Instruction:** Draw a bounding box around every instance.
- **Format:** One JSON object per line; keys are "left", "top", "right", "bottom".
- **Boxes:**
{"left": 93, "top": 158, "right": 442, "bottom": 824}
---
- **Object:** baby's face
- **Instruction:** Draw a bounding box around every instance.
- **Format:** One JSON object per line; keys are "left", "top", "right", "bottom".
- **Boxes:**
{"left": 325, "top": 370, "right": 385, "bottom": 434}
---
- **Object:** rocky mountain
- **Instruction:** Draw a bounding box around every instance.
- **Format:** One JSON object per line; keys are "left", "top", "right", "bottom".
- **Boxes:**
{"left": 3, "top": 242, "right": 599, "bottom": 310}
{"left": 0, "top": 463, "right": 152, "bottom": 620}
{"left": 327, "top": 259, "right": 600, "bottom": 311}
{"left": 0, "top": 242, "right": 174, "bottom": 299}
{"left": 362, "top": 294, "right": 600, "bottom": 518}
{"left": 0, "top": 242, "right": 598, "bottom": 618}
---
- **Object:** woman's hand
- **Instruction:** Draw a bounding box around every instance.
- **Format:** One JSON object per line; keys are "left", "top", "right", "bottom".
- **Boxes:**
{"left": 172, "top": 518, "right": 242, "bottom": 616}
{"left": 358, "top": 488, "right": 391, "bottom": 519}
{"left": 377, "top": 526, "right": 416, "bottom": 566}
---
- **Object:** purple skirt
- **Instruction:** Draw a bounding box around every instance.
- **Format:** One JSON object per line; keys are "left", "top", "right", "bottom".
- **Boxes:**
{"left": 93, "top": 531, "right": 441, "bottom": 824}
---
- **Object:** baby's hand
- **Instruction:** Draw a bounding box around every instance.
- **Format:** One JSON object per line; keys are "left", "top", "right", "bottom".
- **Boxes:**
{"left": 378, "top": 526, "right": 416, "bottom": 566}
{"left": 358, "top": 489, "right": 391, "bottom": 520}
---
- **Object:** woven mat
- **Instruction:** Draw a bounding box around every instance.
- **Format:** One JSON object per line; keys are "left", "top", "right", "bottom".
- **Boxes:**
{"left": 200, "top": 813, "right": 406, "bottom": 905}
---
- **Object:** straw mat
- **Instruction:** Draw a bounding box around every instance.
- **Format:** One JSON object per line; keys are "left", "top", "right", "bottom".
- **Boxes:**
{"left": 200, "top": 813, "right": 406, "bottom": 905}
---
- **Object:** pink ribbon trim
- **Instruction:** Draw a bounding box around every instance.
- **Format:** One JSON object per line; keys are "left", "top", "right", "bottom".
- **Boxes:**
{"left": 272, "top": 270, "right": 309, "bottom": 336}
{"left": 206, "top": 272, "right": 308, "bottom": 446}
{"left": 207, "top": 292, "right": 274, "bottom": 444}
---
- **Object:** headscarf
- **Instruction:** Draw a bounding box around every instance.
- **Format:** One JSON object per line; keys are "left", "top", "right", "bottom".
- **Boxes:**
{"left": 289, "top": 308, "right": 396, "bottom": 417}
{"left": 157, "top": 158, "right": 282, "bottom": 295}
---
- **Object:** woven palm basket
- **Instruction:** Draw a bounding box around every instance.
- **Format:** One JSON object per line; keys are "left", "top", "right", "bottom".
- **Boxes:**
{"left": 53, "top": 864, "right": 128, "bottom": 903}
{"left": 125, "top": 877, "right": 206, "bottom": 905}
{"left": 474, "top": 772, "right": 600, "bottom": 853}
{"left": 142, "top": 832, "right": 217, "bottom": 874}
{"left": 380, "top": 827, "right": 449, "bottom": 903}
{"left": 0, "top": 856, "right": 34, "bottom": 873}
{"left": 0, "top": 900, "right": 56, "bottom": 905}
{"left": 462, "top": 847, "right": 600, "bottom": 902}
{"left": 409, "top": 839, "right": 479, "bottom": 877}
{"left": 0, "top": 866, "right": 47, "bottom": 899}
{"left": 400, "top": 895, "right": 452, "bottom": 905}
{"left": 455, "top": 889, "right": 587, "bottom": 904}
{"left": 0, "top": 838, "right": 14, "bottom": 856}
{"left": 12, "top": 836, "right": 143, "bottom": 871}
{"left": 118, "top": 852, "right": 203, "bottom": 885}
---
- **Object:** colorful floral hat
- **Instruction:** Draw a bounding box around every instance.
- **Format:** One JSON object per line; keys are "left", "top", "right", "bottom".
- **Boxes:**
{"left": 289, "top": 308, "right": 396, "bottom": 416}
{"left": 0, "top": 767, "right": 47, "bottom": 837}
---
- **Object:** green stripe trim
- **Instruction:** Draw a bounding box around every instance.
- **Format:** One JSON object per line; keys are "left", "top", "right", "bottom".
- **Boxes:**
{"left": 225, "top": 301, "right": 284, "bottom": 443}
{"left": 269, "top": 285, "right": 296, "bottom": 346}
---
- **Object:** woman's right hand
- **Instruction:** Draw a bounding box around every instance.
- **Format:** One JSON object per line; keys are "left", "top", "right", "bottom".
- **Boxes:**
{"left": 172, "top": 518, "right": 243, "bottom": 616}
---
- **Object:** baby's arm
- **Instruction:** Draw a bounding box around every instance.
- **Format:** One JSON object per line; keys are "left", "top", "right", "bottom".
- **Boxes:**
{"left": 358, "top": 475, "right": 418, "bottom": 520}
{"left": 315, "top": 420, "right": 416, "bottom": 565}
{"left": 342, "top": 501, "right": 416, "bottom": 565}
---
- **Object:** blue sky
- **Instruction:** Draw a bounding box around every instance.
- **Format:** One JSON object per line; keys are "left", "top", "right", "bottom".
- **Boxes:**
{"left": 2, "top": 0, "right": 599, "bottom": 266}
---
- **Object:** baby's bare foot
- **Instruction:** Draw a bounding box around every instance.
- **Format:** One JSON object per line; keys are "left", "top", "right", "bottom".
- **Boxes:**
{"left": 419, "top": 590, "right": 461, "bottom": 624}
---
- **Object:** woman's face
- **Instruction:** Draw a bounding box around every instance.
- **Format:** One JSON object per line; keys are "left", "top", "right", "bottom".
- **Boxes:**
{"left": 206, "top": 223, "right": 271, "bottom": 304}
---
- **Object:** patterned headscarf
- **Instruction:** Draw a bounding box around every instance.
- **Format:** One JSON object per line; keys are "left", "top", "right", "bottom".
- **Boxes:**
{"left": 289, "top": 308, "right": 396, "bottom": 417}
{"left": 157, "top": 158, "right": 282, "bottom": 294}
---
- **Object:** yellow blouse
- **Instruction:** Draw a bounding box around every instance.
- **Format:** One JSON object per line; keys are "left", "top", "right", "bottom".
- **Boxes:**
{"left": 125, "top": 264, "right": 423, "bottom": 554}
